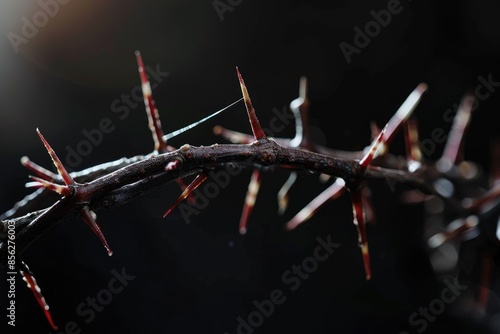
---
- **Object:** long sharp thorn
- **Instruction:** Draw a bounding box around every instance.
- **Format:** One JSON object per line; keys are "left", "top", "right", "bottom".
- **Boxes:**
{"left": 80, "top": 207, "right": 113, "bottom": 256}
{"left": 285, "top": 178, "right": 345, "bottom": 231}
{"left": 236, "top": 67, "right": 267, "bottom": 140}
{"left": 135, "top": 50, "right": 169, "bottom": 153}
{"left": 21, "top": 156, "right": 58, "bottom": 181}
{"left": 439, "top": 92, "right": 475, "bottom": 167}
{"left": 20, "top": 263, "right": 58, "bottom": 331}
{"left": 360, "top": 126, "right": 387, "bottom": 168}
{"left": 239, "top": 169, "right": 262, "bottom": 234}
{"left": 383, "top": 83, "right": 428, "bottom": 149}
{"left": 351, "top": 189, "right": 371, "bottom": 281}
{"left": 277, "top": 172, "right": 298, "bottom": 215}
{"left": 163, "top": 172, "right": 209, "bottom": 218}
{"left": 29, "top": 176, "right": 71, "bottom": 196}
{"left": 36, "top": 128, "right": 74, "bottom": 186}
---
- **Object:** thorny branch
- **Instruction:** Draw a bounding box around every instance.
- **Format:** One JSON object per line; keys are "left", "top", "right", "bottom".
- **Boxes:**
{"left": 1, "top": 52, "right": 499, "bottom": 330}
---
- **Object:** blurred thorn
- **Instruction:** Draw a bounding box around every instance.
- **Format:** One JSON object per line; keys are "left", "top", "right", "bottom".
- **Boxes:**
{"left": 285, "top": 178, "right": 345, "bottom": 231}
{"left": 239, "top": 169, "right": 262, "bottom": 234}
{"left": 163, "top": 172, "right": 209, "bottom": 218}
{"left": 277, "top": 172, "right": 297, "bottom": 215}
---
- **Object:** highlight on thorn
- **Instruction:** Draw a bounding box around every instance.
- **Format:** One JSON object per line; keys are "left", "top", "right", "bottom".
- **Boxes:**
{"left": 163, "top": 172, "right": 209, "bottom": 218}
{"left": 236, "top": 67, "right": 267, "bottom": 140}
{"left": 80, "top": 206, "right": 113, "bottom": 256}
{"left": 36, "top": 128, "right": 74, "bottom": 186}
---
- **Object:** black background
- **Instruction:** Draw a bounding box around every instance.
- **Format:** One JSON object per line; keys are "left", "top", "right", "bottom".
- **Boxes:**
{"left": 1, "top": 0, "right": 500, "bottom": 333}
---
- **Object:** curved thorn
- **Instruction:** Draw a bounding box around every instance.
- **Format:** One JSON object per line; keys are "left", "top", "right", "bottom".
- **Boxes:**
{"left": 351, "top": 189, "right": 371, "bottom": 281}
{"left": 285, "top": 178, "right": 345, "bottom": 231}
{"left": 21, "top": 156, "right": 58, "bottom": 181}
{"left": 36, "top": 128, "right": 74, "bottom": 186}
{"left": 135, "top": 50, "right": 168, "bottom": 153}
{"left": 289, "top": 76, "right": 312, "bottom": 149}
{"left": 20, "top": 262, "right": 58, "bottom": 331}
{"left": 29, "top": 176, "right": 71, "bottom": 196}
{"left": 236, "top": 67, "right": 267, "bottom": 140}
{"left": 163, "top": 172, "right": 209, "bottom": 218}
{"left": 277, "top": 172, "right": 298, "bottom": 215}
{"left": 239, "top": 169, "right": 262, "bottom": 234}
{"left": 80, "top": 206, "right": 113, "bottom": 256}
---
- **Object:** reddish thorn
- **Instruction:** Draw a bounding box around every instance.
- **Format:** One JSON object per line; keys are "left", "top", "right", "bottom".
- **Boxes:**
{"left": 80, "top": 207, "right": 113, "bottom": 256}
{"left": 163, "top": 172, "right": 209, "bottom": 218}
{"left": 239, "top": 169, "right": 262, "bottom": 234}
{"left": 21, "top": 156, "right": 58, "bottom": 181}
{"left": 235, "top": 67, "right": 267, "bottom": 140}
{"left": 135, "top": 51, "right": 168, "bottom": 153}
{"left": 176, "top": 178, "right": 196, "bottom": 204}
{"left": 383, "top": 83, "right": 428, "bottom": 146}
{"left": 29, "top": 176, "right": 71, "bottom": 196}
{"left": 360, "top": 126, "right": 386, "bottom": 168}
{"left": 351, "top": 189, "right": 372, "bottom": 281}
{"left": 36, "top": 128, "right": 74, "bottom": 186}
{"left": 21, "top": 269, "right": 58, "bottom": 330}
{"left": 286, "top": 178, "right": 345, "bottom": 231}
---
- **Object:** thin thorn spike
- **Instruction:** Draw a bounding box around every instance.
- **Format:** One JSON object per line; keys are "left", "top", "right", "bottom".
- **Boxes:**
{"left": 163, "top": 172, "right": 209, "bottom": 218}
{"left": 29, "top": 176, "right": 71, "bottom": 196}
{"left": 239, "top": 169, "right": 262, "bottom": 234}
{"left": 36, "top": 128, "right": 74, "bottom": 186}
{"left": 285, "top": 178, "right": 345, "bottom": 231}
{"left": 135, "top": 51, "right": 168, "bottom": 153}
{"left": 360, "top": 126, "right": 386, "bottom": 168}
{"left": 236, "top": 67, "right": 267, "bottom": 140}
{"left": 20, "top": 268, "right": 58, "bottom": 331}
{"left": 351, "top": 189, "right": 372, "bottom": 281}
{"left": 21, "top": 156, "right": 58, "bottom": 181}
{"left": 383, "top": 83, "right": 428, "bottom": 147}
{"left": 80, "top": 207, "right": 113, "bottom": 256}
{"left": 277, "top": 172, "right": 298, "bottom": 215}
